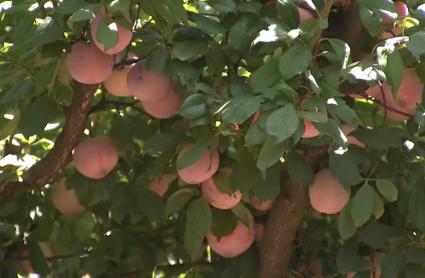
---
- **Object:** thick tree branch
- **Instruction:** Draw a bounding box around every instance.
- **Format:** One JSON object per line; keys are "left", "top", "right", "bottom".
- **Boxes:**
{"left": 0, "top": 82, "right": 96, "bottom": 206}
{"left": 259, "top": 147, "right": 328, "bottom": 278}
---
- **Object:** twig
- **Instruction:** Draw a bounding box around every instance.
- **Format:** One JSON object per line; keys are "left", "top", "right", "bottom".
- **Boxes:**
{"left": 378, "top": 81, "right": 387, "bottom": 125}
{"left": 309, "top": 0, "right": 336, "bottom": 49}
{"left": 113, "top": 58, "right": 141, "bottom": 69}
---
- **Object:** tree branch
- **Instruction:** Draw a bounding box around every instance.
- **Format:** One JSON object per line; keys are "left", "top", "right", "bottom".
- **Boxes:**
{"left": 259, "top": 147, "right": 328, "bottom": 278}
{"left": 0, "top": 82, "right": 96, "bottom": 207}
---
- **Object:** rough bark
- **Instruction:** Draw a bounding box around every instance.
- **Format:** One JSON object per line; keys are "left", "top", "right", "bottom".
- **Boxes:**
{"left": 259, "top": 147, "right": 328, "bottom": 278}
{"left": 0, "top": 82, "right": 96, "bottom": 206}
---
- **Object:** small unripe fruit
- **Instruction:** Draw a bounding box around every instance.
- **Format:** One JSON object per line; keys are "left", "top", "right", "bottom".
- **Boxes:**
{"left": 309, "top": 168, "right": 350, "bottom": 214}
{"left": 91, "top": 13, "right": 133, "bottom": 55}
{"left": 73, "top": 136, "right": 119, "bottom": 180}
{"left": 103, "top": 53, "right": 137, "bottom": 97}
{"left": 127, "top": 61, "right": 172, "bottom": 102}
{"left": 51, "top": 179, "right": 85, "bottom": 216}
{"left": 142, "top": 87, "right": 183, "bottom": 119}
{"left": 149, "top": 174, "right": 177, "bottom": 197}
{"left": 66, "top": 41, "right": 113, "bottom": 84}
{"left": 298, "top": 7, "right": 314, "bottom": 23}
{"left": 207, "top": 221, "right": 255, "bottom": 258}
{"left": 302, "top": 119, "right": 320, "bottom": 138}
{"left": 250, "top": 197, "right": 273, "bottom": 211}
{"left": 177, "top": 146, "right": 219, "bottom": 184}
{"left": 201, "top": 169, "right": 241, "bottom": 209}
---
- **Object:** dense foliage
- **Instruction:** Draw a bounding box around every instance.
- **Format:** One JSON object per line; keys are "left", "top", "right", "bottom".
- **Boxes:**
{"left": 1, "top": 0, "right": 425, "bottom": 277}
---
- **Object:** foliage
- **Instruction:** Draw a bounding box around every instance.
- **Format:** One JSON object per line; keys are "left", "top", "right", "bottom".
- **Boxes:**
{"left": 1, "top": 0, "right": 425, "bottom": 277}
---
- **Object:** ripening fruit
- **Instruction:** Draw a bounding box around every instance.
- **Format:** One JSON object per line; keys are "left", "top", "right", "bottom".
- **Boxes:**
{"left": 103, "top": 53, "right": 137, "bottom": 97}
{"left": 142, "top": 87, "right": 183, "bottom": 119}
{"left": 250, "top": 197, "right": 273, "bottom": 211}
{"left": 66, "top": 41, "right": 113, "bottom": 84}
{"left": 51, "top": 179, "right": 85, "bottom": 216}
{"left": 302, "top": 119, "right": 320, "bottom": 138}
{"left": 340, "top": 125, "right": 365, "bottom": 148}
{"left": 201, "top": 169, "right": 241, "bottom": 209}
{"left": 207, "top": 221, "right": 255, "bottom": 258}
{"left": 73, "top": 136, "right": 119, "bottom": 179}
{"left": 177, "top": 146, "right": 220, "bottom": 184}
{"left": 309, "top": 168, "right": 350, "bottom": 214}
{"left": 298, "top": 7, "right": 314, "bottom": 23}
{"left": 395, "top": 1, "right": 409, "bottom": 17}
{"left": 91, "top": 13, "right": 133, "bottom": 55}
{"left": 127, "top": 61, "right": 172, "bottom": 102}
{"left": 149, "top": 174, "right": 177, "bottom": 197}
{"left": 366, "top": 69, "right": 423, "bottom": 121}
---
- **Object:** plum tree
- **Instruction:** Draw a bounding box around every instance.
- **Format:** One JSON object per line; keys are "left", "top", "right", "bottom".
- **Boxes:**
{"left": 51, "top": 179, "right": 85, "bottom": 216}
{"left": 3, "top": 0, "right": 425, "bottom": 277}
{"left": 66, "top": 41, "right": 114, "bottom": 84}
{"left": 201, "top": 169, "right": 241, "bottom": 209}
{"left": 127, "top": 61, "right": 172, "bottom": 102}
{"left": 148, "top": 174, "right": 176, "bottom": 197}
{"left": 177, "top": 146, "right": 219, "bottom": 184}
{"left": 91, "top": 13, "right": 133, "bottom": 55}
{"left": 73, "top": 136, "right": 119, "bottom": 180}
{"left": 103, "top": 53, "right": 137, "bottom": 97}
{"left": 309, "top": 168, "right": 350, "bottom": 214}
{"left": 141, "top": 87, "right": 183, "bottom": 119}
{"left": 207, "top": 221, "right": 255, "bottom": 258}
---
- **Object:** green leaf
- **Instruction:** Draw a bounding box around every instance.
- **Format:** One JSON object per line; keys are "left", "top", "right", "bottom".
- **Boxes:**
{"left": 409, "top": 186, "right": 425, "bottom": 232}
{"left": 211, "top": 210, "right": 237, "bottom": 238}
{"left": 406, "top": 247, "right": 425, "bottom": 264}
{"left": 228, "top": 15, "right": 265, "bottom": 50}
{"left": 329, "top": 150, "right": 363, "bottom": 186}
{"left": 358, "top": 223, "right": 403, "bottom": 249}
{"left": 245, "top": 124, "right": 267, "bottom": 146}
{"left": 385, "top": 49, "right": 404, "bottom": 96}
{"left": 190, "top": 13, "right": 225, "bottom": 34}
{"left": 256, "top": 137, "right": 286, "bottom": 172}
{"left": 0, "top": 79, "right": 32, "bottom": 108}
{"left": 176, "top": 138, "right": 210, "bottom": 170}
{"left": 265, "top": 104, "right": 299, "bottom": 143}
{"left": 231, "top": 203, "right": 254, "bottom": 229}
{"left": 380, "top": 251, "right": 404, "bottom": 278}
{"left": 249, "top": 58, "right": 281, "bottom": 92}
{"left": 279, "top": 43, "right": 312, "bottom": 80}
{"left": 338, "top": 202, "right": 357, "bottom": 240}
{"left": 221, "top": 96, "right": 262, "bottom": 124}
{"left": 18, "top": 97, "right": 62, "bottom": 138}
{"left": 184, "top": 198, "right": 213, "bottom": 260}
{"left": 336, "top": 242, "right": 369, "bottom": 274}
{"left": 95, "top": 16, "right": 119, "bottom": 51}
{"left": 351, "top": 183, "right": 374, "bottom": 227}
{"left": 67, "top": 8, "right": 94, "bottom": 29}
{"left": 286, "top": 152, "right": 314, "bottom": 185}
{"left": 165, "top": 188, "right": 197, "bottom": 216}
{"left": 179, "top": 94, "right": 208, "bottom": 119}
{"left": 172, "top": 40, "right": 209, "bottom": 61}
{"left": 372, "top": 190, "right": 385, "bottom": 220}
{"left": 28, "top": 240, "right": 49, "bottom": 275}
{"left": 407, "top": 31, "right": 425, "bottom": 59}
{"left": 376, "top": 179, "right": 398, "bottom": 202}
{"left": 354, "top": 127, "right": 403, "bottom": 149}
{"left": 208, "top": 0, "right": 237, "bottom": 13}
{"left": 137, "top": 190, "right": 166, "bottom": 223}
{"left": 327, "top": 98, "right": 361, "bottom": 125}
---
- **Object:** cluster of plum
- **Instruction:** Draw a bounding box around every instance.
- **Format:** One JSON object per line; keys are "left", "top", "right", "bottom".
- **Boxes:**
{"left": 66, "top": 12, "right": 182, "bottom": 119}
